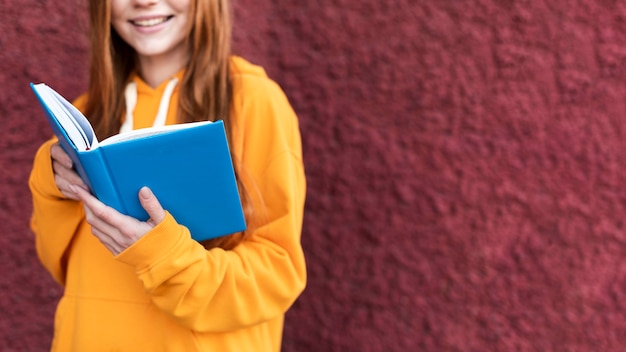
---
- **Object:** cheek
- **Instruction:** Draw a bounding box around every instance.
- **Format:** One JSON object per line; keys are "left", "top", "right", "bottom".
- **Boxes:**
{"left": 109, "top": 1, "right": 126, "bottom": 28}
{"left": 171, "top": 0, "right": 192, "bottom": 13}
{"left": 110, "top": 1, "right": 122, "bottom": 18}
{"left": 110, "top": 19, "right": 126, "bottom": 40}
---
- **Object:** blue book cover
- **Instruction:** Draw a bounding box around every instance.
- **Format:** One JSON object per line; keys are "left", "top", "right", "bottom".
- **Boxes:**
{"left": 30, "top": 82, "right": 247, "bottom": 242}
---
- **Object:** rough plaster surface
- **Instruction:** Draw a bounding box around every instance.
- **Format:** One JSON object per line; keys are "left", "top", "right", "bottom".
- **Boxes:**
{"left": 4, "top": 0, "right": 626, "bottom": 351}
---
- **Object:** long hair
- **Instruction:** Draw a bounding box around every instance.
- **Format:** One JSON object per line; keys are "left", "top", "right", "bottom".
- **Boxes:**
{"left": 85, "top": 0, "right": 250, "bottom": 250}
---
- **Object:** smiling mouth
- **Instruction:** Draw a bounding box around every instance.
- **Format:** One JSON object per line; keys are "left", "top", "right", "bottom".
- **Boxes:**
{"left": 130, "top": 16, "right": 174, "bottom": 27}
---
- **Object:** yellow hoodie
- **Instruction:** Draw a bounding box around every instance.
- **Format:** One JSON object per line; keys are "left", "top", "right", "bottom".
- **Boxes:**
{"left": 29, "top": 57, "right": 306, "bottom": 351}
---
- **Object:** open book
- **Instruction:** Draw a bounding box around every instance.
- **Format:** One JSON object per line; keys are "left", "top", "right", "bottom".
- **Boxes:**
{"left": 30, "top": 82, "right": 246, "bottom": 242}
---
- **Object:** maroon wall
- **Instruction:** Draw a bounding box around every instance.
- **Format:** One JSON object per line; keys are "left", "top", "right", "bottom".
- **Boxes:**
{"left": 5, "top": 0, "right": 626, "bottom": 351}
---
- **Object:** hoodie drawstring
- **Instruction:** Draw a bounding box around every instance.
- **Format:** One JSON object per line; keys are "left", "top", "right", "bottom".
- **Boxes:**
{"left": 120, "top": 77, "right": 179, "bottom": 134}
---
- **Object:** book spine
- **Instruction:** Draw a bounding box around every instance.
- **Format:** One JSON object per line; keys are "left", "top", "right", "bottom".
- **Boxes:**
{"left": 77, "top": 149, "right": 127, "bottom": 214}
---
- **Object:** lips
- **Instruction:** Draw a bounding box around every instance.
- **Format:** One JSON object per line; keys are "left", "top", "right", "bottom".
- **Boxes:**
{"left": 130, "top": 15, "right": 173, "bottom": 27}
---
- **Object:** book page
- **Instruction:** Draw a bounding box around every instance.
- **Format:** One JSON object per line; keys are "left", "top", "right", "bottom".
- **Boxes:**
{"left": 36, "top": 86, "right": 89, "bottom": 150}
{"left": 100, "top": 120, "right": 214, "bottom": 146}
{"left": 54, "top": 89, "right": 98, "bottom": 150}
{"left": 34, "top": 84, "right": 98, "bottom": 151}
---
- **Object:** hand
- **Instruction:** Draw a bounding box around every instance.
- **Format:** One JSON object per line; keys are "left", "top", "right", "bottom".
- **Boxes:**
{"left": 51, "top": 143, "right": 88, "bottom": 200}
{"left": 70, "top": 185, "right": 167, "bottom": 255}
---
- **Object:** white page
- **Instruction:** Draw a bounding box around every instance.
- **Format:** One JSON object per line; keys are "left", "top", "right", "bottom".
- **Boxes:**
{"left": 36, "top": 85, "right": 90, "bottom": 151}
{"left": 34, "top": 84, "right": 100, "bottom": 151}
{"left": 100, "top": 120, "right": 213, "bottom": 146}
{"left": 53, "top": 88, "right": 98, "bottom": 150}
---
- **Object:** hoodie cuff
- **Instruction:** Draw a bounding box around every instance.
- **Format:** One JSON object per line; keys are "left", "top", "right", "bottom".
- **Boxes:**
{"left": 115, "top": 211, "right": 191, "bottom": 270}
{"left": 30, "top": 138, "right": 65, "bottom": 199}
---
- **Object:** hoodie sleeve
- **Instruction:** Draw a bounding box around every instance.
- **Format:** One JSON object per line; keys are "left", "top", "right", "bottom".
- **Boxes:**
{"left": 115, "top": 73, "right": 307, "bottom": 332}
{"left": 29, "top": 138, "right": 85, "bottom": 286}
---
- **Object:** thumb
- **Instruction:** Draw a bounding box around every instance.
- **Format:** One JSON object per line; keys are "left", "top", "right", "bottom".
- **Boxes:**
{"left": 139, "top": 187, "right": 166, "bottom": 225}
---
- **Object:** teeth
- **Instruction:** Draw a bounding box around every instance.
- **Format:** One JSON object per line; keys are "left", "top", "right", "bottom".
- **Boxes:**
{"left": 133, "top": 17, "right": 168, "bottom": 27}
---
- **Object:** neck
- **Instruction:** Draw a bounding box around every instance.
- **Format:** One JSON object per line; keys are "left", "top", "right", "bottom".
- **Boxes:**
{"left": 137, "top": 51, "right": 188, "bottom": 88}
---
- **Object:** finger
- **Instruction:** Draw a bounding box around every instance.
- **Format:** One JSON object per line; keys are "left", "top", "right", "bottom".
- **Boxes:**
{"left": 82, "top": 205, "right": 127, "bottom": 254}
{"left": 72, "top": 185, "right": 117, "bottom": 226}
{"left": 74, "top": 186, "right": 141, "bottom": 252}
{"left": 55, "top": 177, "right": 81, "bottom": 200}
{"left": 50, "top": 144, "right": 73, "bottom": 169}
{"left": 53, "top": 160, "right": 87, "bottom": 188}
{"left": 72, "top": 185, "right": 148, "bottom": 248}
{"left": 55, "top": 166, "right": 87, "bottom": 200}
{"left": 70, "top": 185, "right": 150, "bottom": 238}
{"left": 139, "top": 187, "right": 166, "bottom": 225}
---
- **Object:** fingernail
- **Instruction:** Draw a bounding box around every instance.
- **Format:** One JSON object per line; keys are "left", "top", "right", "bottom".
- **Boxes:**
{"left": 140, "top": 187, "right": 152, "bottom": 199}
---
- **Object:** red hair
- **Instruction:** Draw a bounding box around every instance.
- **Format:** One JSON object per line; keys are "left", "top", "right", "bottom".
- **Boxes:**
{"left": 85, "top": 0, "right": 250, "bottom": 249}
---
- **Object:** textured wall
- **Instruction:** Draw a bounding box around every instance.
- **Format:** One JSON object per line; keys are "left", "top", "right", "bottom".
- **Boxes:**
{"left": 5, "top": 0, "right": 626, "bottom": 351}
{"left": 0, "top": 1, "right": 89, "bottom": 350}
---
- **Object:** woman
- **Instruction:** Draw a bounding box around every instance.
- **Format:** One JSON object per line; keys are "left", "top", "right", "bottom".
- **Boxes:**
{"left": 29, "top": 0, "right": 306, "bottom": 350}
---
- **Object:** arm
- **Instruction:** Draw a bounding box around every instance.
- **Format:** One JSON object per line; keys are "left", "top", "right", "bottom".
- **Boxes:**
{"left": 116, "top": 152, "right": 306, "bottom": 332}
{"left": 113, "top": 77, "right": 307, "bottom": 332}
{"left": 29, "top": 139, "right": 88, "bottom": 285}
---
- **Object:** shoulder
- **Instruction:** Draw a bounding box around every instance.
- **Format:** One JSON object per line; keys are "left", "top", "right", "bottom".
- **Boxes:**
{"left": 227, "top": 56, "right": 302, "bottom": 163}
{"left": 229, "top": 56, "right": 289, "bottom": 106}
{"left": 228, "top": 56, "right": 298, "bottom": 132}
{"left": 71, "top": 93, "right": 89, "bottom": 114}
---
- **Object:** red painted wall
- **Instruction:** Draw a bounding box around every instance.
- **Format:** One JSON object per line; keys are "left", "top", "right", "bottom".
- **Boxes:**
{"left": 4, "top": 0, "right": 626, "bottom": 351}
